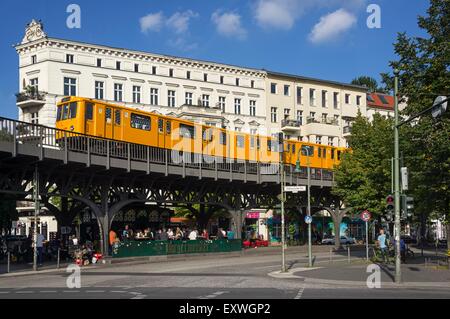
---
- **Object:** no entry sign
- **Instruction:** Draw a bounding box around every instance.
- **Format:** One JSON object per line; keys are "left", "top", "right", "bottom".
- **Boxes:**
{"left": 361, "top": 210, "right": 371, "bottom": 222}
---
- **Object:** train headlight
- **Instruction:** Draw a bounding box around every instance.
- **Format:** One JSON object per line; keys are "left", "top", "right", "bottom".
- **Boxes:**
{"left": 70, "top": 125, "right": 75, "bottom": 131}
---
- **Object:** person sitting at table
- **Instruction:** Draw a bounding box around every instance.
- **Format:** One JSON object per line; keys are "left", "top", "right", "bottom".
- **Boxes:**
{"left": 160, "top": 228, "right": 168, "bottom": 241}
{"left": 143, "top": 228, "right": 153, "bottom": 239}
{"left": 200, "top": 229, "right": 209, "bottom": 240}
{"left": 175, "top": 227, "right": 183, "bottom": 240}
{"left": 122, "top": 225, "right": 133, "bottom": 240}
{"left": 188, "top": 228, "right": 198, "bottom": 240}
{"left": 167, "top": 228, "right": 174, "bottom": 240}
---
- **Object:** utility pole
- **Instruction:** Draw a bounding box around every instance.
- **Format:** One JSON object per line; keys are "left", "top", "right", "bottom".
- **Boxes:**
{"left": 279, "top": 133, "right": 286, "bottom": 273}
{"left": 33, "top": 165, "right": 39, "bottom": 272}
{"left": 393, "top": 69, "right": 402, "bottom": 284}
{"left": 307, "top": 155, "right": 312, "bottom": 268}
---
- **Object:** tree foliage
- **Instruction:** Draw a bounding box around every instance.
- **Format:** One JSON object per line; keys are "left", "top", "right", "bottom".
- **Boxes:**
{"left": 332, "top": 113, "right": 394, "bottom": 216}
{"left": 351, "top": 76, "right": 385, "bottom": 93}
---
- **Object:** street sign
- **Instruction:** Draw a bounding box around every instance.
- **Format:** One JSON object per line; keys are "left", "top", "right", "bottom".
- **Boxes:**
{"left": 360, "top": 210, "right": 371, "bottom": 222}
{"left": 401, "top": 167, "right": 408, "bottom": 191}
{"left": 431, "top": 96, "right": 448, "bottom": 119}
{"left": 304, "top": 215, "right": 313, "bottom": 224}
{"left": 284, "top": 186, "right": 306, "bottom": 193}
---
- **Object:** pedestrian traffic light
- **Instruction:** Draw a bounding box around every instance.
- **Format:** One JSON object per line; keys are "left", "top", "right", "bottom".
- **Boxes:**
{"left": 386, "top": 195, "right": 394, "bottom": 212}
{"left": 401, "top": 195, "right": 414, "bottom": 219}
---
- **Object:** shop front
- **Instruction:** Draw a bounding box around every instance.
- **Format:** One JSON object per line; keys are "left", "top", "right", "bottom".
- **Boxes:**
{"left": 243, "top": 210, "right": 268, "bottom": 241}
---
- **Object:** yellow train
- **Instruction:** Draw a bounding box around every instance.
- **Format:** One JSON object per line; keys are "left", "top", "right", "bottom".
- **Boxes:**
{"left": 56, "top": 97, "right": 345, "bottom": 169}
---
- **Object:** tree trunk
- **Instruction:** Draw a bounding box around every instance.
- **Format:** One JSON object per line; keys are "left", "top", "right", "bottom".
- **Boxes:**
{"left": 447, "top": 223, "right": 450, "bottom": 252}
{"left": 332, "top": 213, "right": 343, "bottom": 250}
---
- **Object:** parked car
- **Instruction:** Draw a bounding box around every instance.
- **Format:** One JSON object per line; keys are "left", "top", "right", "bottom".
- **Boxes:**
{"left": 321, "top": 235, "right": 355, "bottom": 245}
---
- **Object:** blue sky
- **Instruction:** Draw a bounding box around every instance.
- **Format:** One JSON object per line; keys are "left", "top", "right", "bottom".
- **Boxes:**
{"left": 0, "top": 0, "right": 430, "bottom": 119}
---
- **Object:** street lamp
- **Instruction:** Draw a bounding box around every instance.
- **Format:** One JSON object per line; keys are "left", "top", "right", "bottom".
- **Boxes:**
{"left": 295, "top": 146, "right": 312, "bottom": 267}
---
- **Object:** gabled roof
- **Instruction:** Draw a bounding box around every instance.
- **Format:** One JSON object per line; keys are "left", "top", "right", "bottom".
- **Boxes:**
{"left": 367, "top": 93, "right": 394, "bottom": 110}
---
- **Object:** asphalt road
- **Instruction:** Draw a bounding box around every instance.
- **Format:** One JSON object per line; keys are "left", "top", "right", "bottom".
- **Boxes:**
{"left": 0, "top": 250, "right": 449, "bottom": 299}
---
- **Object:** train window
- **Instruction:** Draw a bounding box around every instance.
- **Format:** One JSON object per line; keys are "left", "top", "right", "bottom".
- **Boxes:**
{"left": 256, "top": 137, "right": 260, "bottom": 150}
{"left": 179, "top": 123, "right": 195, "bottom": 139}
{"left": 203, "top": 128, "right": 213, "bottom": 142}
{"left": 220, "top": 132, "right": 227, "bottom": 145}
{"left": 301, "top": 145, "right": 314, "bottom": 157}
{"left": 62, "top": 104, "right": 69, "bottom": 120}
{"left": 166, "top": 121, "right": 171, "bottom": 134}
{"left": 236, "top": 135, "right": 245, "bottom": 148}
{"left": 86, "top": 103, "right": 93, "bottom": 120}
{"left": 331, "top": 150, "right": 335, "bottom": 160}
{"left": 337, "top": 151, "right": 341, "bottom": 161}
{"left": 57, "top": 106, "right": 62, "bottom": 121}
{"left": 318, "top": 148, "right": 322, "bottom": 158}
{"left": 250, "top": 137, "right": 255, "bottom": 148}
{"left": 131, "top": 113, "right": 151, "bottom": 131}
{"left": 114, "top": 110, "right": 121, "bottom": 125}
{"left": 105, "top": 108, "right": 112, "bottom": 121}
{"left": 292, "top": 144, "right": 296, "bottom": 154}
{"left": 267, "top": 140, "right": 272, "bottom": 152}
{"left": 323, "top": 149, "right": 327, "bottom": 158}
{"left": 68, "top": 102, "right": 77, "bottom": 119}
{"left": 158, "top": 119, "right": 164, "bottom": 133}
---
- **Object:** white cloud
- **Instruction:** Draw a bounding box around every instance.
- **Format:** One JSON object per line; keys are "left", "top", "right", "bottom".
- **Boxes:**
{"left": 211, "top": 11, "right": 247, "bottom": 40}
{"left": 167, "top": 38, "right": 198, "bottom": 51}
{"left": 309, "top": 9, "right": 357, "bottom": 44}
{"left": 253, "top": 0, "right": 365, "bottom": 30}
{"left": 166, "top": 10, "right": 199, "bottom": 34}
{"left": 139, "top": 12, "right": 164, "bottom": 33}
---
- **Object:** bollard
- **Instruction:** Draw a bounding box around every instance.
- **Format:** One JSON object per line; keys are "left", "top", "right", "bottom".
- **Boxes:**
{"left": 57, "top": 248, "right": 60, "bottom": 269}
{"left": 7, "top": 252, "right": 10, "bottom": 273}
{"left": 347, "top": 245, "right": 350, "bottom": 264}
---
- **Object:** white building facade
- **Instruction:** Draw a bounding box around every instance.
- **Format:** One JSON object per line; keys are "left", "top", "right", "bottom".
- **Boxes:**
{"left": 15, "top": 20, "right": 267, "bottom": 134}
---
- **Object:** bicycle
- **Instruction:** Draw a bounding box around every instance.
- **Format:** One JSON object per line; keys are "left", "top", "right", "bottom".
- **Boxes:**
{"left": 370, "top": 246, "right": 395, "bottom": 264}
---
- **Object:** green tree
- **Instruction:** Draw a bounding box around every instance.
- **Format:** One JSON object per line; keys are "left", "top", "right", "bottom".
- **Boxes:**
{"left": 351, "top": 76, "right": 385, "bottom": 93}
{"left": 332, "top": 112, "right": 394, "bottom": 217}
{"left": 382, "top": 0, "right": 450, "bottom": 247}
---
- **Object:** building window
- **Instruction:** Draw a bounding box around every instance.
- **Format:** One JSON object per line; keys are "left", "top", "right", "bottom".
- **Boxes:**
{"left": 284, "top": 85, "right": 290, "bottom": 96}
{"left": 322, "top": 90, "right": 327, "bottom": 108}
{"left": 345, "top": 94, "right": 350, "bottom": 104}
{"left": 168, "top": 90, "right": 176, "bottom": 107}
{"left": 234, "top": 98, "right": 241, "bottom": 115}
{"left": 310, "top": 88, "right": 316, "bottom": 106}
{"left": 202, "top": 94, "right": 210, "bottom": 107}
{"left": 29, "top": 78, "right": 39, "bottom": 93}
{"left": 114, "top": 83, "right": 123, "bottom": 102}
{"left": 322, "top": 113, "right": 328, "bottom": 123}
{"left": 297, "top": 111, "right": 303, "bottom": 125}
{"left": 309, "top": 112, "right": 316, "bottom": 121}
{"left": 204, "top": 74, "right": 208, "bottom": 82}
{"left": 251, "top": 80, "right": 255, "bottom": 88}
{"left": 271, "top": 107, "right": 277, "bottom": 123}
{"left": 328, "top": 137, "right": 334, "bottom": 147}
{"left": 236, "top": 78, "right": 240, "bottom": 86}
{"left": 356, "top": 95, "right": 362, "bottom": 106}
{"left": 297, "top": 87, "right": 303, "bottom": 104}
{"left": 334, "top": 115, "right": 339, "bottom": 125}
{"left": 31, "top": 55, "right": 37, "bottom": 64}
{"left": 66, "top": 54, "right": 74, "bottom": 64}
{"left": 334, "top": 92, "right": 339, "bottom": 109}
{"left": 116, "top": 61, "right": 121, "bottom": 70}
{"left": 31, "top": 112, "right": 39, "bottom": 125}
{"left": 316, "top": 136, "right": 322, "bottom": 145}
{"left": 249, "top": 100, "right": 256, "bottom": 117}
{"left": 284, "top": 108, "right": 290, "bottom": 120}
{"left": 132, "top": 86, "right": 141, "bottom": 104}
{"left": 220, "top": 76, "right": 224, "bottom": 84}
{"left": 218, "top": 96, "right": 226, "bottom": 112}
{"left": 95, "top": 81, "right": 104, "bottom": 100}
{"left": 97, "top": 58, "right": 102, "bottom": 67}
{"left": 152, "top": 66, "right": 157, "bottom": 75}
{"left": 271, "top": 83, "right": 277, "bottom": 94}
{"left": 134, "top": 64, "right": 139, "bottom": 73}
{"left": 63, "top": 77, "right": 77, "bottom": 96}
{"left": 186, "top": 71, "right": 191, "bottom": 79}
{"left": 150, "top": 88, "right": 159, "bottom": 105}
{"left": 169, "top": 68, "right": 174, "bottom": 77}
{"left": 185, "top": 92, "right": 193, "bottom": 105}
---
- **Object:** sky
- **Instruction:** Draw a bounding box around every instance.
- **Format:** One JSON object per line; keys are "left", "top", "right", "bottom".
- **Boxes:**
{"left": 0, "top": 0, "right": 430, "bottom": 119}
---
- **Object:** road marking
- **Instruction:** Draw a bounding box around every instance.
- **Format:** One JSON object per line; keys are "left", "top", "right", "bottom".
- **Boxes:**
{"left": 111, "top": 290, "right": 127, "bottom": 293}
{"left": 0, "top": 291, "right": 9, "bottom": 294}
{"left": 63, "top": 290, "right": 80, "bottom": 293}
{"left": 15, "top": 291, "right": 34, "bottom": 294}
{"left": 294, "top": 286, "right": 305, "bottom": 299}
{"left": 86, "top": 290, "right": 105, "bottom": 293}
{"left": 39, "top": 290, "right": 58, "bottom": 293}
{"left": 198, "top": 291, "right": 229, "bottom": 299}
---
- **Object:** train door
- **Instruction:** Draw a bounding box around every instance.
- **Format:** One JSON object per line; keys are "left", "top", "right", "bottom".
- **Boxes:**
{"left": 84, "top": 102, "right": 94, "bottom": 135}
{"left": 113, "top": 109, "right": 122, "bottom": 141}
{"left": 95, "top": 104, "right": 105, "bottom": 138}
{"left": 104, "top": 107, "right": 113, "bottom": 139}
{"left": 165, "top": 120, "right": 172, "bottom": 150}
{"left": 157, "top": 118, "right": 165, "bottom": 148}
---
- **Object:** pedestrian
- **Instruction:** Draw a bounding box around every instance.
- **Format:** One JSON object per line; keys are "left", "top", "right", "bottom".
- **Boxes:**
{"left": 160, "top": 228, "right": 169, "bottom": 241}
{"left": 188, "top": 228, "right": 198, "bottom": 240}
{"left": 377, "top": 229, "right": 388, "bottom": 263}
{"left": 109, "top": 229, "right": 118, "bottom": 254}
{"left": 36, "top": 232, "right": 45, "bottom": 266}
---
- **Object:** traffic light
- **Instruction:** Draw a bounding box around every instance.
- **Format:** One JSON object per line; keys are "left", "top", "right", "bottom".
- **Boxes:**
{"left": 401, "top": 195, "right": 414, "bottom": 219}
{"left": 386, "top": 195, "right": 394, "bottom": 212}
{"left": 278, "top": 132, "right": 284, "bottom": 152}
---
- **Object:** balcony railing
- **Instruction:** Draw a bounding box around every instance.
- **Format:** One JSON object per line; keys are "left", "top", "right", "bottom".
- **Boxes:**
{"left": 306, "top": 117, "right": 339, "bottom": 126}
{"left": 281, "top": 119, "right": 301, "bottom": 128}
{"left": 16, "top": 91, "right": 46, "bottom": 103}
{"left": 343, "top": 126, "right": 352, "bottom": 134}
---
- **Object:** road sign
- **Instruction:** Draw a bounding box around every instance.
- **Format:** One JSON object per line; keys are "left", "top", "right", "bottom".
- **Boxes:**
{"left": 304, "top": 215, "right": 313, "bottom": 224}
{"left": 431, "top": 96, "right": 448, "bottom": 119}
{"left": 284, "top": 186, "right": 306, "bottom": 193}
{"left": 360, "top": 210, "right": 371, "bottom": 222}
